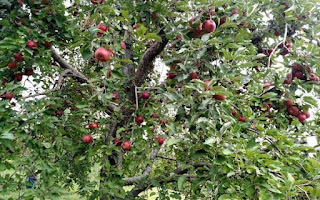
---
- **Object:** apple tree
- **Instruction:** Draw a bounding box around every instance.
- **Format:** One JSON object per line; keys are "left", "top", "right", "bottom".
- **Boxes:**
{"left": 1, "top": 0, "right": 320, "bottom": 199}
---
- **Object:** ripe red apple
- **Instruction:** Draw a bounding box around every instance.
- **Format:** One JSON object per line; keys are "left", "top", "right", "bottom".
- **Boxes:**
{"left": 297, "top": 114, "right": 306, "bottom": 123}
{"left": 114, "top": 137, "right": 122, "bottom": 146}
{"left": 136, "top": 115, "right": 144, "bottom": 124}
{"left": 90, "top": 0, "right": 105, "bottom": 4}
{"left": 303, "top": 111, "right": 310, "bottom": 119}
{"left": 57, "top": 110, "right": 64, "bottom": 116}
{"left": 44, "top": 41, "right": 52, "bottom": 48}
{"left": 293, "top": 63, "right": 302, "bottom": 71}
{"left": 202, "top": 20, "right": 216, "bottom": 33}
{"left": 89, "top": 122, "right": 99, "bottom": 130}
{"left": 232, "top": 9, "right": 238, "bottom": 15}
{"left": 151, "top": 12, "right": 157, "bottom": 20}
{"left": 231, "top": 110, "right": 237, "bottom": 116}
{"left": 121, "top": 41, "right": 126, "bottom": 50}
{"left": 237, "top": 115, "right": 246, "bottom": 122}
{"left": 220, "top": 17, "right": 226, "bottom": 25}
{"left": 287, "top": 106, "right": 299, "bottom": 116}
{"left": 17, "top": 0, "right": 23, "bottom": 6}
{"left": 5, "top": 93, "right": 14, "bottom": 100}
{"left": 112, "top": 91, "right": 119, "bottom": 101}
{"left": 190, "top": 72, "right": 199, "bottom": 80}
{"left": 95, "top": 47, "right": 111, "bottom": 62}
{"left": 156, "top": 137, "right": 165, "bottom": 145}
{"left": 274, "top": 31, "right": 280, "bottom": 37}
{"left": 151, "top": 113, "right": 159, "bottom": 118}
{"left": 8, "top": 61, "right": 17, "bottom": 69}
{"left": 310, "top": 73, "right": 320, "bottom": 81}
{"left": 267, "top": 114, "right": 274, "bottom": 119}
{"left": 121, "top": 141, "right": 132, "bottom": 150}
{"left": 177, "top": 35, "right": 182, "bottom": 41}
{"left": 51, "top": 112, "right": 56, "bottom": 116}
{"left": 82, "top": 135, "right": 93, "bottom": 144}
{"left": 284, "top": 99, "right": 293, "bottom": 107}
{"left": 167, "top": 72, "right": 177, "bottom": 79}
{"left": 160, "top": 119, "right": 169, "bottom": 125}
{"left": 14, "top": 52, "right": 24, "bottom": 62}
{"left": 25, "top": 68, "right": 34, "bottom": 76}
{"left": 97, "top": 23, "right": 108, "bottom": 36}
{"left": 11, "top": 102, "right": 16, "bottom": 106}
{"left": 141, "top": 91, "right": 150, "bottom": 99}
{"left": 26, "top": 40, "right": 38, "bottom": 50}
{"left": 213, "top": 94, "right": 227, "bottom": 101}
{"left": 294, "top": 71, "right": 304, "bottom": 79}
{"left": 15, "top": 73, "right": 23, "bottom": 81}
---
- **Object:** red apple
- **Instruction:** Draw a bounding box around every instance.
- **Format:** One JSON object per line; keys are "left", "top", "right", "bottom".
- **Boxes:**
{"left": 89, "top": 122, "right": 99, "bottom": 130}
{"left": 121, "top": 141, "right": 132, "bottom": 150}
{"left": 297, "top": 114, "right": 306, "bottom": 123}
{"left": 213, "top": 94, "right": 227, "bottom": 101}
{"left": 51, "top": 112, "right": 56, "bottom": 116}
{"left": 26, "top": 40, "right": 38, "bottom": 50}
{"left": 5, "top": 93, "right": 14, "bottom": 100}
{"left": 44, "top": 41, "right": 52, "bottom": 48}
{"left": 177, "top": 35, "right": 182, "bottom": 41}
{"left": 8, "top": 61, "right": 17, "bottom": 69}
{"left": 14, "top": 52, "right": 24, "bottom": 62}
{"left": 136, "top": 115, "right": 144, "bottom": 124}
{"left": 120, "top": 41, "right": 126, "bottom": 50}
{"left": 17, "top": 0, "right": 23, "bottom": 6}
{"left": 232, "top": 9, "right": 238, "bottom": 15}
{"left": 310, "top": 73, "right": 320, "bottom": 81}
{"left": 287, "top": 106, "right": 299, "bottom": 116}
{"left": 11, "top": 102, "right": 16, "bottom": 106}
{"left": 25, "top": 68, "right": 34, "bottom": 76}
{"left": 114, "top": 137, "right": 122, "bottom": 146}
{"left": 151, "top": 12, "right": 157, "bottom": 20}
{"left": 284, "top": 99, "right": 293, "bottom": 107}
{"left": 263, "top": 82, "right": 273, "bottom": 89}
{"left": 220, "top": 17, "right": 226, "bottom": 25}
{"left": 202, "top": 20, "right": 216, "bottom": 33}
{"left": 15, "top": 73, "right": 23, "bottom": 81}
{"left": 95, "top": 47, "right": 111, "bottom": 62}
{"left": 90, "top": 0, "right": 105, "bottom": 4}
{"left": 151, "top": 113, "right": 159, "bottom": 118}
{"left": 82, "top": 135, "right": 93, "bottom": 144}
{"left": 231, "top": 110, "right": 237, "bottom": 116}
{"left": 57, "top": 110, "right": 64, "bottom": 116}
{"left": 190, "top": 72, "right": 199, "bottom": 80}
{"left": 274, "top": 31, "right": 280, "bottom": 37}
{"left": 160, "top": 119, "right": 169, "bottom": 125}
{"left": 141, "top": 91, "right": 150, "bottom": 99}
{"left": 294, "top": 71, "right": 304, "bottom": 79}
{"left": 167, "top": 72, "right": 177, "bottom": 79}
{"left": 156, "top": 137, "right": 165, "bottom": 145}
{"left": 267, "top": 114, "right": 274, "bottom": 119}
{"left": 303, "top": 111, "right": 310, "bottom": 119}
{"left": 237, "top": 115, "right": 246, "bottom": 122}
{"left": 293, "top": 63, "right": 302, "bottom": 71}
{"left": 112, "top": 91, "right": 119, "bottom": 100}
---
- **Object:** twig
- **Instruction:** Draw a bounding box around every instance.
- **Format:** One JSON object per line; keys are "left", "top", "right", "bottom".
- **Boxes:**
{"left": 267, "top": 23, "right": 288, "bottom": 67}
{"left": 135, "top": 86, "right": 138, "bottom": 110}
{"left": 297, "top": 186, "right": 311, "bottom": 200}
{"left": 0, "top": 165, "right": 23, "bottom": 190}
{"left": 156, "top": 155, "right": 177, "bottom": 161}
{"left": 22, "top": 69, "right": 72, "bottom": 99}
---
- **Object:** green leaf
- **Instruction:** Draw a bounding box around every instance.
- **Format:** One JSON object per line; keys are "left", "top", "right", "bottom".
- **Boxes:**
{"left": 166, "top": 138, "right": 180, "bottom": 146}
{"left": 303, "top": 96, "right": 318, "bottom": 108}
{"left": 178, "top": 175, "right": 186, "bottom": 191}
{"left": 146, "top": 33, "right": 162, "bottom": 42}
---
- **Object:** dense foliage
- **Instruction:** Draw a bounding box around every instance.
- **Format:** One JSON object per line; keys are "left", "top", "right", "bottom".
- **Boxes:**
{"left": 1, "top": 0, "right": 320, "bottom": 199}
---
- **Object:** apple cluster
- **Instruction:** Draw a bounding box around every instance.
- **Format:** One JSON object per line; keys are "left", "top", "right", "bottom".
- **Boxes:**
{"left": 284, "top": 99, "right": 310, "bottom": 123}
{"left": 284, "top": 63, "right": 320, "bottom": 84}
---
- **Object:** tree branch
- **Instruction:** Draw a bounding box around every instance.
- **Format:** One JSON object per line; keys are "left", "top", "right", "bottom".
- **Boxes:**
{"left": 123, "top": 148, "right": 161, "bottom": 184}
{"left": 22, "top": 69, "right": 72, "bottom": 99}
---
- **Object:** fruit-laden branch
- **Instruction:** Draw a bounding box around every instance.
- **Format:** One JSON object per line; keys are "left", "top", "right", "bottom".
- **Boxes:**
{"left": 22, "top": 69, "right": 72, "bottom": 99}
{"left": 51, "top": 47, "right": 117, "bottom": 112}
{"left": 123, "top": 147, "right": 161, "bottom": 184}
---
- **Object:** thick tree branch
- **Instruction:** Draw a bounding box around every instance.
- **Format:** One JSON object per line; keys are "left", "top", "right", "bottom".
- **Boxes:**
{"left": 133, "top": 34, "right": 168, "bottom": 88}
